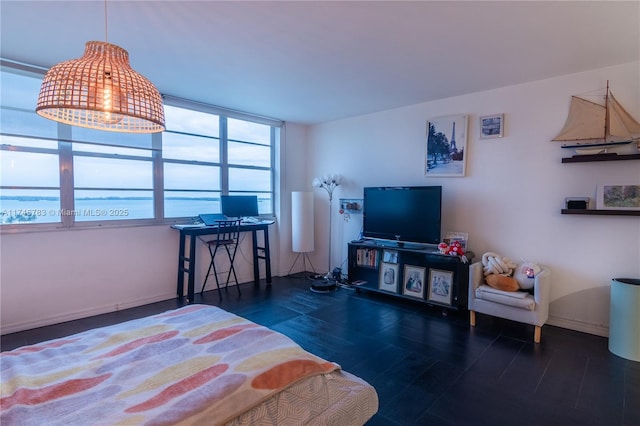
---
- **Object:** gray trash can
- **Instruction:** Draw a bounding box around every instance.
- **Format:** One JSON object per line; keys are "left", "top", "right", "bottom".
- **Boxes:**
{"left": 609, "top": 278, "right": 640, "bottom": 362}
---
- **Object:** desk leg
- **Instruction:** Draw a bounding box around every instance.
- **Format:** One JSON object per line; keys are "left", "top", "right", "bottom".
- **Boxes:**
{"left": 252, "top": 229, "right": 259, "bottom": 286}
{"left": 263, "top": 228, "right": 272, "bottom": 285}
{"left": 188, "top": 234, "right": 197, "bottom": 303}
{"left": 177, "top": 232, "right": 186, "bottom": 298}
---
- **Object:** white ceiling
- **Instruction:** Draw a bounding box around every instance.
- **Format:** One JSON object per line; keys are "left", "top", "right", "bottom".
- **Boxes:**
{"left": 1, "top": 1, "right": 639, "bottom": 124}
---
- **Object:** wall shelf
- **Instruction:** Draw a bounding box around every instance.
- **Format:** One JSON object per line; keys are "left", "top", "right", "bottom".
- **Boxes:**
{"left": 561, "top": 153, "right": 640, "bottom": 163}
{"left": 561, "top": 209, "right": 640, "bottom": 216}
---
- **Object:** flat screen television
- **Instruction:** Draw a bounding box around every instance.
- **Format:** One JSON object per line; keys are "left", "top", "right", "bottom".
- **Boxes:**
{"left": 221, "top": 195, "right": 259, "bottom": 218}
{"left": 362, "top": 186, "right": 442, "bottom": 246}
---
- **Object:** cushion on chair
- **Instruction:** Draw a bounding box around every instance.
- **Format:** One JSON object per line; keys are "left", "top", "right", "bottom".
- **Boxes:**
{"left": 475, "top": 285, "right": 535, "bottom": 310}
{"left": 485, "top": 274, "right": 519, "bottom": 292}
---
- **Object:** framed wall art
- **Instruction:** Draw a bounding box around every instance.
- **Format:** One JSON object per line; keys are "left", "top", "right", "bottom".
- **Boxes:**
{"left": 426, "top": 114, "right": 468, "bottom": 177}
{"left": 596, "top": 184, "right": 640, "bottom": 210}
{"left": 379, "top": 262, "right": 399, "bottom": 293}
{"left": 427, "top": 268, "right": 454, "bottom": 306}
{"left": 402, "top": 265, "right": 425, "bottom": 299}
{"left": 479, "top": 113, "right": 504, "bottom": 139}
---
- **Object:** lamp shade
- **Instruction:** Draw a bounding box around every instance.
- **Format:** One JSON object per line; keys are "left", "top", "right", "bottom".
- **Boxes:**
{"left": 36, "top": 41, "right": 165, "bottom": 133}
{"left": 291, "top": 191, "right": 314, "bottom": 253}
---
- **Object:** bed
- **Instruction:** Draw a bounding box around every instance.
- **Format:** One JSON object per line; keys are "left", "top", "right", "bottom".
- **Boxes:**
{"left": 0, "top": 305, "right": 378, "bottom": 425}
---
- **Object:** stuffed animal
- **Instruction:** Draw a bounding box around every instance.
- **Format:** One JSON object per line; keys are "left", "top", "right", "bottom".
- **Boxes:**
{"left": 481, "top": 252, "right": 517, "bottom": 276}
{"left": 437, "top": 241, "right": 465, "bottom": 257}
{"left": 485, "top": 274, "right": 520, "bottom": 292}
{"left": 514, "top": 262, "right": 541, "bottom": 290}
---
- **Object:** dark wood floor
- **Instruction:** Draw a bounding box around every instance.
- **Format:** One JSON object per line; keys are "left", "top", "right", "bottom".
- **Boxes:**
{"left": 2, "top": 275, "right": 639, "bottom": 426}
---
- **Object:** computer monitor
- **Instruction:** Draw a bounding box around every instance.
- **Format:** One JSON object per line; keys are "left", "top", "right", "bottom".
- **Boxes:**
{"left": 221, "top": 195, "right": 259, "bottom": 218}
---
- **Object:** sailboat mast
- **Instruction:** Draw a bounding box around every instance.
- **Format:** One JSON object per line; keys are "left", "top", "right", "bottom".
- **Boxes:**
{"left": 604, "top": 80, "right": 610, "bottom": 142}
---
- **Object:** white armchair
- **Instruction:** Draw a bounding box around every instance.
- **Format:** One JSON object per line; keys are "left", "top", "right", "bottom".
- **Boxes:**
{"left": 468, "top": 262, "right": 551, "bottom": 343}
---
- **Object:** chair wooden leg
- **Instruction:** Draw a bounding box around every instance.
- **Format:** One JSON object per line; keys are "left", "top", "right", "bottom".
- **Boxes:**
{"left": 534, "top": 326, "right": 541, "bottom": 343}
{"left": 470, "top": 310, "right": 476, "bottom": 326}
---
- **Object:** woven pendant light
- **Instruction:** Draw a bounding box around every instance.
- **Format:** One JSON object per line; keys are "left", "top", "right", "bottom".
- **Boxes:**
{"left": 36, "top": 40, "right": 165, "bottom": 133}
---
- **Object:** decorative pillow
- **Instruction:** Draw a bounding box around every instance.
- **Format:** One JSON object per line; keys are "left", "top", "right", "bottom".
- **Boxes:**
{"left": 514, "top": 262, "right": 541, "bottom": 290}
{"left": 486, "top": 274, "right": 520, "bottom": 292}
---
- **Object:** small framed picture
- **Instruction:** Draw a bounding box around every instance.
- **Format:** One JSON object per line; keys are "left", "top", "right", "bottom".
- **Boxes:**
{"left": 379, "top": 262, "right": 399, "bottom": 293}
{"left": 479, "top": 114, "right": 504, "bottom": 139}
{"left": 382, "top": 250, "right": 399, "bottom": 263}
{"left": 428, "top": 269, "right": 454, "bottom": 306}
{"left": 402, "top": 265, "right": 426, "bottom": 299}
{"left": 339, "top": 198, "right": 363, "bottom": 214}
{"left": 596, "top": 184, "right": 640, "bottom": 210}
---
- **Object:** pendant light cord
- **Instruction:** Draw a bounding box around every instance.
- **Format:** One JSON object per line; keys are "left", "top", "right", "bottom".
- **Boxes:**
{"left": 104, "top": 0, "right": 108, "bottom": 42}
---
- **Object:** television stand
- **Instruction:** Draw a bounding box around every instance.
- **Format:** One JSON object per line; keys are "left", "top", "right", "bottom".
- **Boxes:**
{"left": 347, "top": 241, "right": 468, "bottom": 310}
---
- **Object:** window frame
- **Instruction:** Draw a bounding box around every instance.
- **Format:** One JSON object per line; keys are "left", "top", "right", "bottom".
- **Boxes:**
{"left": 0, "top": 60, "right": 282, "bottom": 232}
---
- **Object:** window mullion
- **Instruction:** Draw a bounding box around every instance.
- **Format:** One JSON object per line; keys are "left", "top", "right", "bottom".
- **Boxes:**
{"left": 152, "top": 132, "right": 163, "bottom": 221}
{"left": 58, "top": 124, "right": 74, "bottom": 228}
{"left": 220, "top": 116, "right": 228, "bottom": 195}
{"left": 270, "top": 127, "right": 276, "bottom": 214}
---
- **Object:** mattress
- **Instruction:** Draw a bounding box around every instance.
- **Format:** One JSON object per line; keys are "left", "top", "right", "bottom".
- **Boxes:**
{"left": 0, "top": 305, "right": 378, "bottom": 425}
{"left": 228, "top": 370, "right": 378, "bottom": 426}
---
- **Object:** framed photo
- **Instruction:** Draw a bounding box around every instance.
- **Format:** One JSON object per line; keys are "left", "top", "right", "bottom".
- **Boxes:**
{"left": 402, "top": 265, "right": 426, "bottom": 299}
{"left": 339, "top": 198, "right": 363, "bottom": 214}
{"left": 382, "top": 250, "right": 399, "bottom": 263}
{"left": 443, "top": 231, "right": 468, "bottom": 250}
{"left": 379, "top": 262, "right": 399, "bottom": 293}
{"left": 596, "top": 184, "right": 640, "bottom": 210}
{"left": 425, "top": 114, "right": 468, "bottom": 177}
{"left": 479, "top": 114, "right": 504, "bottom": 139}
{"left": 428, "top": 269, "right": 454, "bottom": 306}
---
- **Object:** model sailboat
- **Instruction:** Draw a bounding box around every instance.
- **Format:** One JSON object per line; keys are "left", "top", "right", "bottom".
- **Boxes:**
{"left": 552, "top": 81, "right": 640, "bottom": 154}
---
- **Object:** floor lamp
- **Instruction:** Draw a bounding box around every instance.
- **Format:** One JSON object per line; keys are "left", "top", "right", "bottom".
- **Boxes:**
{"left": 312, "top": 174, "right": 342, "bottom": 287}
{"left": 287, "top": 191, "right": 316, "bottom": 277}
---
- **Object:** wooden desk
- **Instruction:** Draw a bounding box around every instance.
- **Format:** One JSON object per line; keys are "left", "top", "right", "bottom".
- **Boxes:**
{"left": 172, "top": 222, "right": 272, "bottom": 303}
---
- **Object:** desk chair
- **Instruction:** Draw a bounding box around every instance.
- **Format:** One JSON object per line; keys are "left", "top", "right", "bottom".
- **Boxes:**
{"left": 201, "top": 219, "right": 242, "bottom": 299}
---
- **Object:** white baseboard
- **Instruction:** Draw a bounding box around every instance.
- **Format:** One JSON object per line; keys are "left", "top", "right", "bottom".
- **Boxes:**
{"left": 1, "top": 292, "right": 177, "bottom": 335}
{"left": 547, "top": 314, "right": 609, "bottom": 337}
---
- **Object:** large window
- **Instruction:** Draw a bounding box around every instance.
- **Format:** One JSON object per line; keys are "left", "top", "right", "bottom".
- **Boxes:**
{"left": 0, "top": 61, "right": 279, "bottom": 228}
{"left": 162, "top": 105, "right": 221, "bottom": 219}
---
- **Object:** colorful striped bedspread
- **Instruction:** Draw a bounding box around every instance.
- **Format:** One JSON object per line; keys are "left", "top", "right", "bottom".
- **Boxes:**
{"left": 1, "top": 305, "right": 340, "bottom": 425}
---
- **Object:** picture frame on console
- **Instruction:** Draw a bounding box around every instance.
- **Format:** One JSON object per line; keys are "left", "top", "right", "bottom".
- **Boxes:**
{"left": 427, "top": 268, "right": 454, "bottom": 306}
{"left": 425, "top": 114, "right": 468, "bottom": 177}
{"left": 382, "top": 250, "right": 399, "bottom": 263}
{"left": 379, "top": 262, "right": 399, "bottom": 293}
{"left": 402, "top": 265, "right": 425, "bottom": 299}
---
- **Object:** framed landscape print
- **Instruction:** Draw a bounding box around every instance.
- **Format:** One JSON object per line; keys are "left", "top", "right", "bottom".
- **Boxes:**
{"left": 402, "top": 265, "right": 425, "bottom": 299}
{"left": 428, "top": 269, "right": 454, "bottom": 306}
{"left": 379, "top": 262, "right": 399, "bottom": 293}
{"left": 426, "top": 114, "right": 468, "bottom": 177}
{"left": 596, "top": 184, "right": 640, "bottom": 210}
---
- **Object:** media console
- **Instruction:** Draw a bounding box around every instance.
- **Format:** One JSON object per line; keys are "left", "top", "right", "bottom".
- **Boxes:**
{"left": 347, "top": 240, "right": 469, "bottom": 310}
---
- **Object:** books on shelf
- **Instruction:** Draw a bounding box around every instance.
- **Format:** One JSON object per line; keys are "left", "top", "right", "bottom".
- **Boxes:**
{"left": 356, "top": 248, "right": 379, "bottom": 268}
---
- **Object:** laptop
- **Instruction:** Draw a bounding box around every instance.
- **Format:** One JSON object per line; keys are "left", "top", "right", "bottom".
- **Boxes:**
{"left": 198, "top": 213, "right": 226, "bottom": 226}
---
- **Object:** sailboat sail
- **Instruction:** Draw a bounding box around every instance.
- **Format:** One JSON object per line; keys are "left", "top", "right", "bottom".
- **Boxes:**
{"left": 608, "top": 94, "right": 640, "bottom": 140}
{"left": 552, "top": 84, "right": 640, "bottom": 150}
{"left": 553, "top": 96, "right": 606, "bottom": 141}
